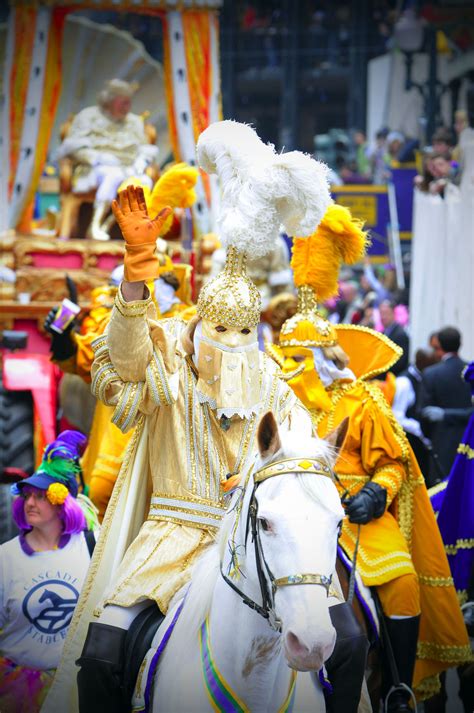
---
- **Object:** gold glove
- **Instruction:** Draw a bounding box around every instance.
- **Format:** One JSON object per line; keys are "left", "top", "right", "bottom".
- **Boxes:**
{"left": 111, "top": 185, "right": 172, "bottom": 282}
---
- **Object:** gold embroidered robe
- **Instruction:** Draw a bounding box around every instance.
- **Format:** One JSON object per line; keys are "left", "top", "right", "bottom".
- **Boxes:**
{"left": 89, "top": 286, "right": 305, "bottom": 612}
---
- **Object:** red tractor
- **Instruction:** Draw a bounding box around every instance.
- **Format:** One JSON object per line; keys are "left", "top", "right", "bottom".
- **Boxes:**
{"left": 0, "top": 330, "right": 59, "bottom": 543}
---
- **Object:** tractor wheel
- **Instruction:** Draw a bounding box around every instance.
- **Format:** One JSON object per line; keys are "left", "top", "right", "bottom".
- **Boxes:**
{"left": 0, "top": 386, "right": 34, "bottom": 544}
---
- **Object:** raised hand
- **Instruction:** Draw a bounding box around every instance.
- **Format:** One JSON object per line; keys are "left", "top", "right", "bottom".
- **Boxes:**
{"left": 112, "top": 185, "right": 172, "bottom": 245}
{"left": 111, "top": 185, "right": 172, "bottom": 283}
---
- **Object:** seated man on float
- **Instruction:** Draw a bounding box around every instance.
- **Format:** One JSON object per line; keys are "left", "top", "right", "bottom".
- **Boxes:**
{"left": 57, "top": 78, "right": 158, "bottom": 241}
{"left": 270, "top": 203, "right": 471, "bottom": 712}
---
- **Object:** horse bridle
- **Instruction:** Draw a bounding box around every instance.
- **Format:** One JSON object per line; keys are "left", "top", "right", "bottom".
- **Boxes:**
{"left": 221, "top": 456, "right": 342, "bottom": 632}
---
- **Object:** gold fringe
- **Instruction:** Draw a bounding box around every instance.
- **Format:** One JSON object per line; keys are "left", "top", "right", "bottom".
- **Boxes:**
{"left": 415, "top": 674, "right": 441, "bottom": 700}
{"left": 457, "top": 442, "right": 474, "bottom": 459}
{"left": 418, "top": 574, "right": 454, "bottom": 587}
{"left": 417, "top": 641, "right": 473, "bottom": 663}
{"left": 445, "top": 539, "right": 474, "bottom": 555}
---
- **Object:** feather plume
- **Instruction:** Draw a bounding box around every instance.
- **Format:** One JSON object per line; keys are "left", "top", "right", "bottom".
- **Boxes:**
{"left": 77, "top": 494, "right": 100, "bottom": 531}
{"left": 197, "top": 120, "right": 330, "bottom": 260}
{"left": 291, "top": 203, "right": 369, "bottom": 301}
{"left": 149, "top": 162, "right": 199, "bottom": 216}
{"left": 39, "top": 430, "right": 86, "bottom": 483}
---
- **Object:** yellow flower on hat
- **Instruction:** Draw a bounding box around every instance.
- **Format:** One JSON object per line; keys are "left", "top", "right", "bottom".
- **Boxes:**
{"left": 46, "top": 482, "right": 69, "bottom": 506}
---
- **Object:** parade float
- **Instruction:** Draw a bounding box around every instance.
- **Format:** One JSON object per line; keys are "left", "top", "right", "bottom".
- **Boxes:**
{"left": 0, "top": 0, "right": 222, "bottom": 481}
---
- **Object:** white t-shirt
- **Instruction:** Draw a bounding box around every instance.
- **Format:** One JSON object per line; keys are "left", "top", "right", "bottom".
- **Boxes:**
{"left": 0, "top": 532, "right": 92, "bottom": 669}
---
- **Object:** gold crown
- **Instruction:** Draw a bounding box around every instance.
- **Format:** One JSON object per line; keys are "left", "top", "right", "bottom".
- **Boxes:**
{"left": 279, "top": 285, "right": 337, "bottom": 348}
{"left": 197, "top": 246, "right": 261, "bottom": 328}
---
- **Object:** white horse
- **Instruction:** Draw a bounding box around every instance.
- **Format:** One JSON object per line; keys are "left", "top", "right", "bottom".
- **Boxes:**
{"left": 133, "top": 412, "right": 348, "bottom": 713}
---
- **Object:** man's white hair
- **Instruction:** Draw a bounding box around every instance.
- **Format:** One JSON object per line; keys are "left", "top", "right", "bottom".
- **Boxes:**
{"left": 97, "top": 79, "right": 138, "bottom": 108}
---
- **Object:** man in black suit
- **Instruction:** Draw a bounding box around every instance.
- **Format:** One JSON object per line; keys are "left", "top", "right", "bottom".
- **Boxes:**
{"left": 379, "top": 299, "right": 409, "bottom": 375}
{"left": 421, "top": 326, "right": 473, "bottom": 483}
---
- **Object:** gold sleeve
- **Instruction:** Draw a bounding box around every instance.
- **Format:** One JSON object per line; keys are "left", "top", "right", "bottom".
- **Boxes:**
{"left": 360, "top": 397, "right": 406, "bottom": 506}
{"left": 371, "top": 464, "right": 404, "bottom": 506}
{"left": 108, "top": 285, "right": 156, "bottom": 382}
{"left": 90, "top": 316, "right": 180, "bottom": 433}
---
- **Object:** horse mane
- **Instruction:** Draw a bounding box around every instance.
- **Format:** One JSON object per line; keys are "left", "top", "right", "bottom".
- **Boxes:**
{"left": 165, "top": 429, "right": 339, "bottom": 649}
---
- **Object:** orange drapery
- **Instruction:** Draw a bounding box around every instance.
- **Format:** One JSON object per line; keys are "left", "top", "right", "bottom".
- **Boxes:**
{"left": 183, "top": 11, "right": 212, "bottom": 203}
{"left": 163, "top": 10, "right": 218, "bottom": 204}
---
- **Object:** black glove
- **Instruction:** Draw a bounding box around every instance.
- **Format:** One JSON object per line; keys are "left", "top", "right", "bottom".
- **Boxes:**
{"left": 43, "top": 308, "right": 77, "bottom": 362}
{"left": 343, "top": 482, "right": 387, "bottom": 525}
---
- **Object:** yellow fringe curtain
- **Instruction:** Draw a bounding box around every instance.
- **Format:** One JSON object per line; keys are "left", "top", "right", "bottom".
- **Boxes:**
{"left": 183, "top": 11, "right": 212, "bottom": 203}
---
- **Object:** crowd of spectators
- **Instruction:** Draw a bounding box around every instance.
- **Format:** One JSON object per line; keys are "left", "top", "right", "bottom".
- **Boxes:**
{"left": 323, "top": 258, "right": 409, "bottom": 356}
{"left": 327, "top": 126, "right": 419, "bottom": 186}
{"left": 329, "top": 108, "right": 471, "bottom": 189}
{"left": 414, "top": 113, "right": 469, "bottom": 196}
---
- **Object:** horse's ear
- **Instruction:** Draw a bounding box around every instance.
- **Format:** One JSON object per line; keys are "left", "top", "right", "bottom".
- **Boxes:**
{"left": 325, "top": 417, "right": 349, "bottom": 459}
{"left": 258, "top": 412, "right": 282, "bottom": 458}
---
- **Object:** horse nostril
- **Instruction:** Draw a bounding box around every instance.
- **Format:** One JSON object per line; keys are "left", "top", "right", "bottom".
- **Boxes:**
{"left": 286, "top": 630, "right": 310, "bottom": 658}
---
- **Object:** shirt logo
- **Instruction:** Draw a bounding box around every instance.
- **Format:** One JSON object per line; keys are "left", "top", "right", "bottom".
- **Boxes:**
{"left": 22, "top": 579, "right": 79, "bottom": 634}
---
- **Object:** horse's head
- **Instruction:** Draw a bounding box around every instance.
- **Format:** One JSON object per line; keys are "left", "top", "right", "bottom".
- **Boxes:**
{"left": 251, "top": 412, "right": 347, "bottom": 672}
{"left": 38, "top": 589, "right": 54, "bottom": 604}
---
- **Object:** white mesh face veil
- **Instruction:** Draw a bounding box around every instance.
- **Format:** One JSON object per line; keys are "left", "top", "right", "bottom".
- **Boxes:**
{"left": 193, "top": 320, "right": 261, "bottom": 419}
{"left": 311, "top": 347, "right": 355, "bottom": 387}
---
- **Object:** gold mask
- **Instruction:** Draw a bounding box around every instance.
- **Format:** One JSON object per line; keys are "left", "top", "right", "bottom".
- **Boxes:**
{"left": 281, "top": 347, "right": 332, "bottom": 412}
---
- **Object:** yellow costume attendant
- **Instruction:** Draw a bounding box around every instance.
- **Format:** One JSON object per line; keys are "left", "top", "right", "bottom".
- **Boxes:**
{"left": 313, "top": 328, "right": 471, "bottom": 697}
{"left": 273, "top": 203, "right": 471, "bottom": 700}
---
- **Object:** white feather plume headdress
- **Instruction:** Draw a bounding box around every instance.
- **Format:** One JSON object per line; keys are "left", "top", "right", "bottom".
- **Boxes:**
{"left": 196, "top": 120, "right": 331, "bottom": 328}
{"left": 197, "top": 120, "right": 331, "bottom": 259}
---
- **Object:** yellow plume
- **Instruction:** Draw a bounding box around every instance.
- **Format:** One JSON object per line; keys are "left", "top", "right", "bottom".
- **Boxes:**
{"left": 291, "top": 203, "right": 369, "bottom": 301}
{"left": 118, "top": 163, "right": 199, "bottom": 235}
{"left": 149, "top": 162, "right": 199, "bottom": 217}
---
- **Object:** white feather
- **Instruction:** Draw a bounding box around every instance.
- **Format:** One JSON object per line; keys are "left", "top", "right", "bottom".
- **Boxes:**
{"left": 197, "top": 120, "right": 331, "bottom": 260}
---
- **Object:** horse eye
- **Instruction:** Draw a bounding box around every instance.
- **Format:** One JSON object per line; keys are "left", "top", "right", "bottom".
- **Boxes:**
{"left": 259, "top": 518, "right": 271, "bottom": 532}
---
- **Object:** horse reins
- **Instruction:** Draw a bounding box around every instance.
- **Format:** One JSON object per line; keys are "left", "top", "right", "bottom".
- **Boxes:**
{"left": 221, "top": 456, "right": 342, "bottom": 632}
